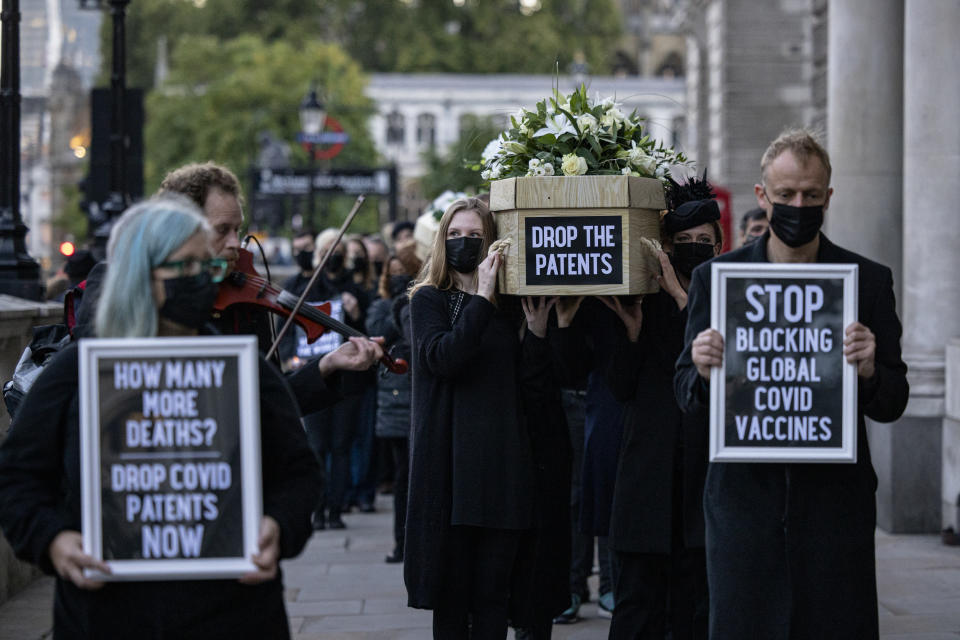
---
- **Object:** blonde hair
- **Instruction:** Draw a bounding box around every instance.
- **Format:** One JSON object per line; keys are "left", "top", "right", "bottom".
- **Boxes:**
{"left": 760, "top": 128, "right": 832, "bottom": 184}
{"left": 409, "top": 197, "right": 496, "bottom": 300}
{"left": 313, "top": 228, "right": 342, "bottom": 269}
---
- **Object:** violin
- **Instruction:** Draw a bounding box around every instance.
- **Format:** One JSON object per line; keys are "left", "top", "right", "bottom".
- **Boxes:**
{"left": 213, "top": 248, "right": 408, "bottom": 375}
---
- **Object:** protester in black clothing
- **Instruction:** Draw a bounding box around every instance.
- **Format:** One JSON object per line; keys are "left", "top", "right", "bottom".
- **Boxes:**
{"left": 344, "top": 234, "right": 380, "bottom": 512}
{"left": 0, "top": 198, "right": 320, "bottom": 639}
{"left": 367, "top": 256, "right": 414, "bottom": 563}
{"left": 597, "top": 186, "right": 723, "bottom": 639}
{"left": 404, "top": 197, "right": 559, "bottom": 639}
{"left": 675, "top": 130, "right": 909, "bottom": 639}
{"left": 279, "top": 228, "right": 375, "bottom": 530}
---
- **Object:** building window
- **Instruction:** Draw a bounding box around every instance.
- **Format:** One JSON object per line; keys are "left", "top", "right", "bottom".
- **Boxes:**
{"left": 416, "top": 113, "right": 436, "bottom": 148}
{"left": 386, "top": 110, "right": 405, "bottom": 146}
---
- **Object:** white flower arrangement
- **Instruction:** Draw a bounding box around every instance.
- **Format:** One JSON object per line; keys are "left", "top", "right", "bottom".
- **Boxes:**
{"left": 426, "top": 189, "right": 469, "bottom": 221}
{"left": 478, "top": 84, "right": 688, "bottom": 182}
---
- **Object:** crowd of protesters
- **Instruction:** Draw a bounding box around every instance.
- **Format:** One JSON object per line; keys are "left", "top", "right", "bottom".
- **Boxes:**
{"left": 0, "top": 127, "right": 909, "bottom": 640}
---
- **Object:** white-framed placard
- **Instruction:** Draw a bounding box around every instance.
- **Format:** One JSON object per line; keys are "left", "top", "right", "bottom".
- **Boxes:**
{"left": 709, "top": 263, "right": 858, "bottom": 463}
{"left": 79, "top": 336, "right": 261, "bottom": 580}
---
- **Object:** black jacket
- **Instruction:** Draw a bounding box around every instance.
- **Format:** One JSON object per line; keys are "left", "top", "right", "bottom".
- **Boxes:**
{"left": 674, "top": 233, "right": 909, "bottom": 639}
{"left": 605, "top": 290, "right": 708, "bottom": 554}
{"left": 404, "top": 287, "right": 545, "bottom": 609}
{"left": 367, "top": 296, "right": 412, "bottom": 440}
{"left": 0, "top": 342, "right": 320, "bottom": 639}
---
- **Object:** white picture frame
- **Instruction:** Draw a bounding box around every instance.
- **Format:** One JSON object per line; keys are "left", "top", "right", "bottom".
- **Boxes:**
{"left": 79, "top": 336, "right": 261, "bottom": 580}
{"left": 709, "top": 263, "right": 858, "bottom": 463}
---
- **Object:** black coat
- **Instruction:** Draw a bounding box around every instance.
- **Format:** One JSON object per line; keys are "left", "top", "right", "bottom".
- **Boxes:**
{"left": 367, "top": 296, "right": 412, "bottom": 440}
{"left": 404, "top": 287, "right": 544, "bottom": 609}
{"left": 604, "top": 290, "right": 708, "bottom": 554}
{"left": 0, "top": 342, "right": 321, "bottom": 640}
{"left": 674, "top": 233, "right": 909, "bottom": 640}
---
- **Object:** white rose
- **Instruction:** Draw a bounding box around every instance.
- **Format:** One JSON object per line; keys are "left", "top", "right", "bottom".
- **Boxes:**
{"left": 481, "top": 169, "right": 492, "bottom": 180}
{"left": 528, "top": 158, "right": 542, "bottom": 170}
{"left": 630, "top": 153, "right": 657, "bottom": 176}
{"left": 534, "top": 166, "right": 546, "bottom": 176}
{"left": 621, "top": 167, "right": 640, "bottom": 177}
{"left": 543, "top": 162, "right": 555, "bottom": 176}
{"left": 561, "top": 153, "right": 588, "bottom": 176}
{"left": 600, "top": 107, "right": 625, "bottom": 131}
{"left": 577, "top": 113, "right": 599, "bottom": 136}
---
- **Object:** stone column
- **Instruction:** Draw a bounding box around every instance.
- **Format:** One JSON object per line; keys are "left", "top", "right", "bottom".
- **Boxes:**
{"left": 825, "top": 0, "right": 903, "bottom": 289}
{"left": 897, "top": 0, "right": 960, "bottom": 532}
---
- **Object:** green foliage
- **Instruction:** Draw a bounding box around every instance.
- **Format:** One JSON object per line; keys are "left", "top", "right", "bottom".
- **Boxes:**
{"left": 419, "top": 115, "right": 503, "bottom": 201}
{"left": 144, "top": 35, "right": 376, "bottom": 192}
{"left": 479, "top": 84, "right": 688, "bottom": 182}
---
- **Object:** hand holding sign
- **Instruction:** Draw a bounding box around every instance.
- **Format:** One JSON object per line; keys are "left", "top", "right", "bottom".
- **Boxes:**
{"left": 693, "top": 328, "right": 724, "bottom": 380}
{"left": 477, "top": 252, "right": 501, "bottom": 302}
{"left": 238, "top": 516, "right": 280, "bottom": 586}
{"left": 50, "top": 530, "right": 111, "bottom": 590}
{"left": 843, "top": 322, "right": 876, "bottom": 379}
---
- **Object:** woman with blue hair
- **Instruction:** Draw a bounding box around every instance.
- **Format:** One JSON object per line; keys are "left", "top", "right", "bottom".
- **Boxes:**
{"left": 0, "top": 197, "right": 320, "bottom": 639}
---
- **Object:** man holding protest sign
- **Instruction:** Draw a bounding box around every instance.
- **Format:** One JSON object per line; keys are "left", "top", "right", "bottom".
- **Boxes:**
{"left": 675, "top": 130, "right": 909, "bottom": 639}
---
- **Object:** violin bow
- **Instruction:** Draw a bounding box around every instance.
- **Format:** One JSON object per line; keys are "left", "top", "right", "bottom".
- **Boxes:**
{"left": 265, "top": 194, "right": 366, "bottom": 362}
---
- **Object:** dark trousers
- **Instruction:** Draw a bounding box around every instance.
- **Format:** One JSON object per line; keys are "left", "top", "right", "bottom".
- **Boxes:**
{"left": 386, "top": 437, "right": 409, "bottom": 552}
{"left": 347, "top": 384, "right": 378, "bottom": 507}
{"left": 562, "top": 390, "right": 615, "bottom": 600}
{"left": 609, "top": 548, "right": 708, "bottom": 640}
{"left": 303, "top": 393, "right": 362, "bottom": 518}
{"left": 433, "top": 526, "right": 521, "bottom": 640}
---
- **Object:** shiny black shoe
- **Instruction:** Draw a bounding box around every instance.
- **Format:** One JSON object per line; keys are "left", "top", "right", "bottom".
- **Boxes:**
{"left": 327, "top": 513, "right": 346, "bottom": 529}
{"left": 385, "top": 549, "right": 403, "bottom": 564}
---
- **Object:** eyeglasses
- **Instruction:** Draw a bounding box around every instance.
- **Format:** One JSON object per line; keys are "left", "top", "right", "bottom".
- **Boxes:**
{"left": 154, "top": 257, "right": 229, "bottom": 283}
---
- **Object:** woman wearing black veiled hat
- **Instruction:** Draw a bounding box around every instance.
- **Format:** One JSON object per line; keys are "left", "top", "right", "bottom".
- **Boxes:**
{"left": 597, "top": 171, "right": 721, "bottom": 639}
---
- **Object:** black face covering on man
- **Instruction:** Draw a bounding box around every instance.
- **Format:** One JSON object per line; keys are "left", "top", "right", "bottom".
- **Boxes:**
{"left": 159, "top": 271, "right": 218, "bottom": 329}
{"left": 769, "top": 202, "right": 824, "bottom": 248}
{"left": 296, "top": 250, "right": 314, "bottom": 272}
{"left": 445, "top": 237, "right": 483, "bottom": 274}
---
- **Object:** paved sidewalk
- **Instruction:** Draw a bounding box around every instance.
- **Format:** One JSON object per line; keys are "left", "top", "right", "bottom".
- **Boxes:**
{"left": 1, "top": 496, "right": 959, "bottom": 639}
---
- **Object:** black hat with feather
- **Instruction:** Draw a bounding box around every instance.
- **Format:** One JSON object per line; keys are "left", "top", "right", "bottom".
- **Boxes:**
{"left": 663, "top": 168, "right": 720, "bottom": 234}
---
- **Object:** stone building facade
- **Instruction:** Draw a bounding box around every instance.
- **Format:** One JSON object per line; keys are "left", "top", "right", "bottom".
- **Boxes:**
{"left": 679, "top": 0, "right": 960, "bottom": 534}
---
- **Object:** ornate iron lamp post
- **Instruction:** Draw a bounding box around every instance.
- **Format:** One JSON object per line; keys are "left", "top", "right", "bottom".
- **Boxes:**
{"left": 0, "top": 0, "right": 42, "bottom": 299}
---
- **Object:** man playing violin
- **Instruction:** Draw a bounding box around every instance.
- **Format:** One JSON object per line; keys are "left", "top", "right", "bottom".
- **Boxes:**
{"left": 159, "top": 162, "right": 384, "bottom": 416}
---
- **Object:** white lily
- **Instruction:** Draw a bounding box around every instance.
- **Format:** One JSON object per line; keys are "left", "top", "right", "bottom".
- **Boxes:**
{"left": 533, "top": 112, "right": 578, "bottom": 139}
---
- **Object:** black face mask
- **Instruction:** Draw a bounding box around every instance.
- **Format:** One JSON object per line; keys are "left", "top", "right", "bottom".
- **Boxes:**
{"left": 389, "top": 275, "right": 412, "bottom": 299}
{"left": 373, "top": 260, "right": 385, "bottom": 277}
{"left": 445, "top": 237, "right": 484, "bottom": 274}
{"left": 324, "top": 252, "right": 345, "bottom": 273}
{"left": 350, "top": 256, "right": 368, "bottom": 275}
{"left": 158, "top": 271, "right": 218, "bottom": 330}
{"left": 295, "top": 249, "right": 314, "bottom": 272}
{"left": 769, "top": 202, "right": 824, "bottom": 248}
{"left": 670, "top": 242, "right": 715, "bottom": 278}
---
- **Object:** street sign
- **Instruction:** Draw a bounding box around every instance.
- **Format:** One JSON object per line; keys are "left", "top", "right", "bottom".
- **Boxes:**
{"left": 254, "top": 168, "right": 394, "bottom": 197}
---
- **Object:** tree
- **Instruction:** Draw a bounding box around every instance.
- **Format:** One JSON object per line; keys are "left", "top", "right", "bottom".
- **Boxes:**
{"left": 145, "top": 36, "right": 381, "bottom": 231}
{"left": 418, "top": 115, "right": 503, "bottom": 200}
